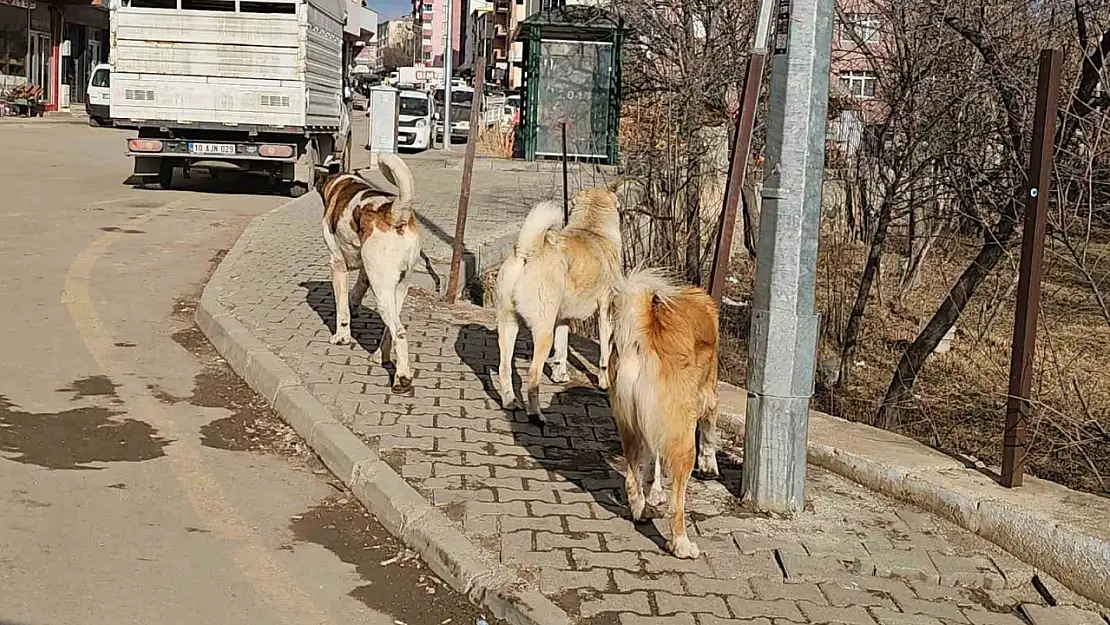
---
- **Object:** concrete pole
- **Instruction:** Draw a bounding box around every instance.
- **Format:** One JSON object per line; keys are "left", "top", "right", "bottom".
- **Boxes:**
{"left": 442, "top": 0, "right": 453, "bottom": 150}
{"left": 741, "top": 0, "right": 835, "bottom": 516}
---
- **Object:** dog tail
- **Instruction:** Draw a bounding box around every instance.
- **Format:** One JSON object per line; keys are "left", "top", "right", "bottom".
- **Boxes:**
{"left": 514, "top": 200, "right": 564, "bottom": 259}
{"left": 612, "top": 267, "right": 681, "bottom": 354}
{"left": 377, "top": 153, "right": 415, "bottom": 225}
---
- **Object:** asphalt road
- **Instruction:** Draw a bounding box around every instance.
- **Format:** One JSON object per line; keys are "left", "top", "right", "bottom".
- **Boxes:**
{"left": 0, "top": 121, "right": 492, "bottom": 625}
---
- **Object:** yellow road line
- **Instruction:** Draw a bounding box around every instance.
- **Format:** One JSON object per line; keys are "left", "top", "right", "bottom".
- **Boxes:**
{"left": 62, "top": 200, "right": 335, "bottom": 625}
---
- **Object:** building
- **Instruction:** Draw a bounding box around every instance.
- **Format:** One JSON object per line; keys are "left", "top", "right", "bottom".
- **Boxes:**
{"left": 828, "top": 0, "right": 886, "bottom": 155}
{"left": 411, "top": 0, "right": 461, "bottom": 68}
{"left": 376, "top": 17, "right": 414, "bottom": 69}
{"left": 1, "top": 0, "right": 109, "bottom": 114}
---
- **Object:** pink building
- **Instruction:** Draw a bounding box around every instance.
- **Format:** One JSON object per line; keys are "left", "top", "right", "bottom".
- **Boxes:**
{"left": 412, "top": 0, "right": 462, "bottom": 68}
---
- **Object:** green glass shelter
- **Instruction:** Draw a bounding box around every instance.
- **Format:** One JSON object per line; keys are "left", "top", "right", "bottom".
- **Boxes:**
{"left": 517, "top": 5, "right": 625, "bottom": 165}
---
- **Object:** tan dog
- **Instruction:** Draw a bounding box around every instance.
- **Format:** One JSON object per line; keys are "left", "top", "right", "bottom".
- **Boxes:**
{"left": 607, "top": 268, "right": 720, "bottom": 559}
{"left": 320, "top": 154, "right": 420, "bottom": 393}
{"left": 495, "top": 187, "right": 622, "bottom": 421}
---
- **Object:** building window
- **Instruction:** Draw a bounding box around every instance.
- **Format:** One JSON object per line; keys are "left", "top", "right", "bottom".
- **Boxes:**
{"left": 839, "top": 70, "right": 877, "bottom": 99}
{"left": 842, "top": 13, "right": 880, "bottom": 44}
{"left": 423, "top": 2, "right": 432, "bottom": 10}
{"left": 423, "top": 50, "right": 432, "bottom": 61}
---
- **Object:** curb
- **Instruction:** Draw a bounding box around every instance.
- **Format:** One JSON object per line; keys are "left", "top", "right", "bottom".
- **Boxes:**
{"left": 716, "top": 382, "right": 1110, "bottom": 608}
{"left": 196, "top": 197, "right": 572, "bottom": 625}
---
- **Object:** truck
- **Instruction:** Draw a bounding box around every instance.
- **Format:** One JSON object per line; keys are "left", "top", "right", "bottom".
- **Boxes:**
{"left": 395, "top": 66, "right": 444, "bottom": 90}
{"left": 432, "top": 84, "right": 506, "bottom": 144}
{"left": 110, "top": 0, "right": 353, "bottom": 196}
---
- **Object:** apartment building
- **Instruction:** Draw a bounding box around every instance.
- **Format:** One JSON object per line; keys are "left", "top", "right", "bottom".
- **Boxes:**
{"left": 829, "top": 0, "right": 887, "bottom": 155}
{"left": 411, "top": 0, "right": 463, "bottom": 67}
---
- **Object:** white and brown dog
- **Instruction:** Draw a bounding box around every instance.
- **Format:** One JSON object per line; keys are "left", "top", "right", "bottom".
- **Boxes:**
{"left": 607, "top": 268, "right": 720, "bottom": 559}
{"left": 319, "top": 154, "right": 420, "bottom": 393}
{"left": 495, "top": 187, "right": 623, "bottom": 421}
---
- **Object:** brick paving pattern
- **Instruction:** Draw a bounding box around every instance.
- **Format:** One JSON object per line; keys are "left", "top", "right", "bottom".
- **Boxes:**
{"left": 214, "top": 197, "right": 1107, "bottom": 624}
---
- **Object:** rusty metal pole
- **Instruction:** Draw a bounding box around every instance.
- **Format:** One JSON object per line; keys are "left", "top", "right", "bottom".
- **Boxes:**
{"left": 445, "top": 18, "right": 491, "bottom": 304}
{"left": 707, "top": 0, "right": 775, "bottom": 304}
{"left": 1001, "top": 49, "right": 1062, "bottom": 488}
{"left": 562, "top": 121, "right": 570, "bottom": 225}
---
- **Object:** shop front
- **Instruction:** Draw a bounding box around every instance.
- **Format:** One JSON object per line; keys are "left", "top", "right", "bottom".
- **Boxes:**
{"left": 61, "top": 2, "right": 107, "bottom": 106}
{"left": 0, "top": 0, "right": 31, "bottom": 92}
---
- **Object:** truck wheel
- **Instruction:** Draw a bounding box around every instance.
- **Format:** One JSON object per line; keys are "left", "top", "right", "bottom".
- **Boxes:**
{"left": 289, "top": 182, "right": 309, "bottom": 198}
{"left": 157, "top": 162, "right": 174, "bottom": 189}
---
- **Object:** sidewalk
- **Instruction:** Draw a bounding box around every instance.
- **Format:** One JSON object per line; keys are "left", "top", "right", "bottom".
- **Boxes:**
{"left": 198, "top": 194, "right": 1110, "bottom": 625}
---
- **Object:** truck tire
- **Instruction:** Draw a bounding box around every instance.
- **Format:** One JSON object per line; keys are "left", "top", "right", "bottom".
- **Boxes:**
{"left": 289, "top": 182, "right": 309, "bottom": 198}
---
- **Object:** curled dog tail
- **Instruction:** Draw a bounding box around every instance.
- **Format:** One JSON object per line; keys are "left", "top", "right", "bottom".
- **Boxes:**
{"left": 513, "top": 200, "right": 564, "bottom": 259}
{"left": 377, "top": 153, "right": 415, "bottom": 225}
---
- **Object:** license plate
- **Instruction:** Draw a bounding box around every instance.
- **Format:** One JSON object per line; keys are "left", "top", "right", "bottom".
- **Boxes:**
{"left": 189, "top": 142, "right": 235, "bottom": 155}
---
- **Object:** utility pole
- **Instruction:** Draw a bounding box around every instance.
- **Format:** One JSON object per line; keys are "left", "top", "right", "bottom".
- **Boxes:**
{"left": 741, "top": 0, "right": 835, "bottom": 516}
{"left": 442, "top": 0, "right": 453, "bottom": 150}
{"left": 707, "top": 0, "right": 775, "bottom": 304}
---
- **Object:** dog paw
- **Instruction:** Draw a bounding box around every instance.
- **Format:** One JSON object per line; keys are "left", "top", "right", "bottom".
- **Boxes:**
{"left": 550, "top": 367, "right": 570, "bottom": 384}
{"left": 646, "top": 484, "right": 667, "bottom": 508}
{"left": 668, "top": 536, "right": 700, "bottom": 559}
{"left": 629, "top": 492, "right": 647, "bottom": 522}
{"left": 597, "top": 371, "right": 609, "bottom": 391}
{"left": 500, "top": 392, "right": 522, "bottom": 410}
{"left": 391, "top": 375, "right": 413, "bottom": 394}
{"left": 697, "top": 449, "right": 720, "bottom": 478}
{"left": 330, "top": 333, "right": 353, "bottom": 346}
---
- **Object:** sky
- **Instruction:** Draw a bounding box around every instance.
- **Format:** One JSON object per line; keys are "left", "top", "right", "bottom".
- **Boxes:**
{"left": 372, "top": 0, "right": 412, "bottom": 21}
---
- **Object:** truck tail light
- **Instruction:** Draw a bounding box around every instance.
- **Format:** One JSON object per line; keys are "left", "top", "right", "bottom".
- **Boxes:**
{"left": 129, "top": 139, "right": 163, "bottom": 153}
{"left": 259, "top": 144, "right": 293, "bottom": 158}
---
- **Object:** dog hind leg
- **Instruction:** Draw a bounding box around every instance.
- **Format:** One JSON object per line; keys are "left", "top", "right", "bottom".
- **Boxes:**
{"left": 524, "top": 320, "right": 555, "bottom": 422}
{"left": 550, "top": 323, "right": 570, "bottom": 383}
{"left": 329, "top": 256, "right": 353, "bottom": 345}
{"left": 497, "top": 308, "right": 521, "bottom": 410}
{"left": 664, "top": 423, "right": 699, "bottom": 559}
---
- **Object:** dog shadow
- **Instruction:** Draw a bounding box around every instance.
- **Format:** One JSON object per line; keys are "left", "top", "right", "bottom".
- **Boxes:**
{"left": 453, "top": 322, "right": 742, "bottom": 551}
{"left": 299, "top": 279, "right": 391, "bottom": 375}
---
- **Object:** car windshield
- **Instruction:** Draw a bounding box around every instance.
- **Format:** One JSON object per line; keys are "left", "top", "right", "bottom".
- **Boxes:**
{"left": 433, "top": 89, "right": 473, "bottom": 106}
{"left": 400, "top": 96, "right": 429, "bottom": 117}
{"left": 91, "top": 69, "right": 110, "bottom": 88}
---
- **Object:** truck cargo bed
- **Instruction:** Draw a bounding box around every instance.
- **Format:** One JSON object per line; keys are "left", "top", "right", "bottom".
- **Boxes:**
{"left": 110, "top": 0, "right": 344, "bottom": 129}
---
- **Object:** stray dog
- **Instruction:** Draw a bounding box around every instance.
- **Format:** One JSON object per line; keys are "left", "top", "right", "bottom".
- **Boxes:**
{"left": 495, "top": 187, "right": 622, "bottom": 421}
{"left": 319, "top": 154, "right": 420, "bottom": 393}
{"left": 607, "top": 268, "right": 720, "bottom": 559}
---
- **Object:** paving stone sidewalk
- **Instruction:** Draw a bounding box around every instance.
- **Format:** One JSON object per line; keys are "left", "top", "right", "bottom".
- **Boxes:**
{"left": 213, "top": 198, "right": 1106, "bottom": 625}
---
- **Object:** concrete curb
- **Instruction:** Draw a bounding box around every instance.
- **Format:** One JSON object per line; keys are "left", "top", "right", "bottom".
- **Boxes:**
{"left": 716, "top": 382, "right": 1110, "bottom": 607}
{"left": 197, "top": 197, "right": 572, "bottom": 625}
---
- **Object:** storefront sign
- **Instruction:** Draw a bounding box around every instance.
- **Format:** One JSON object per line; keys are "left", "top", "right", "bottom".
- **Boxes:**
{"left": 0, "top": 0, "right": 37, "bottom": 9}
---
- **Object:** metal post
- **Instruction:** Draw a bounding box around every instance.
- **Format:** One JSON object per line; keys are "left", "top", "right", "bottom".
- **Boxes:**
{"left": 562, "top": 121, "right": 569, "bottom": 225}
{"left": 708, "top": 0, "right": 775, "bottom": 304}
{"left": 1001, "top": 49, "right": 1061, "bottom": 488}
{"left": 741, "top": 0, "right": 835, "bottom": 516}
{"left": 442, "top": 0, "right": 453, "bottom": 151}
{"left": 445, "top": 19, "right": 490, "bottom": 304}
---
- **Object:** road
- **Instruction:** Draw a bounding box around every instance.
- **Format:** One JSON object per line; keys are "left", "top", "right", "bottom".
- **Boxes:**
{"left": 0, "top": 121, "right": 492, "bottom": 625}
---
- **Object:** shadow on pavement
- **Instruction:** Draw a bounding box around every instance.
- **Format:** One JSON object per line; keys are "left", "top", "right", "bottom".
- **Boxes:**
{"left": 453, "top": 321, "right": 672, "bottom": 550}
{"left": 299, "top": 279, "right": 390, "bottom": 375}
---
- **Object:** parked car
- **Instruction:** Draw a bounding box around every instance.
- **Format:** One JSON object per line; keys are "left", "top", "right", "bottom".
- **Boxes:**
{"left": 397, "top": 89, "right": 434, "bottom": 151}
{"left": 86, "top": 63, "right": 112, "bottom": 127}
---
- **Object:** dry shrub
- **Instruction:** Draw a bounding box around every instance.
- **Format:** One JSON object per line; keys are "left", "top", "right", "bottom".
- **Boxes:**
{"left": 476, "top": 124, "right": 514, "bottom": 159}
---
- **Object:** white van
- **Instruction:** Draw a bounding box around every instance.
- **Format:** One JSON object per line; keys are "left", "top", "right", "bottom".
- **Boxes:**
{"left": 397, "top": 89, "right": 434, "bottom": 151}
{"left": 85, "top": 63, "right": 111, "bottom": 127}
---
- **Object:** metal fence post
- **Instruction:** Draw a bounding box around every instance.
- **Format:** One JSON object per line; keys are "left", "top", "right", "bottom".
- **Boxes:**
{"left": 445, "top": 18, "right": 491, "bottom": 304}
{"left": 708, "top": 0, "right": 775, "bottom": 304}
{"left": 1001, "top": 48, "right": 1062, "bottom": 488}
{"left": 741, "top": 0, "right": 835, "bottom": 516}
